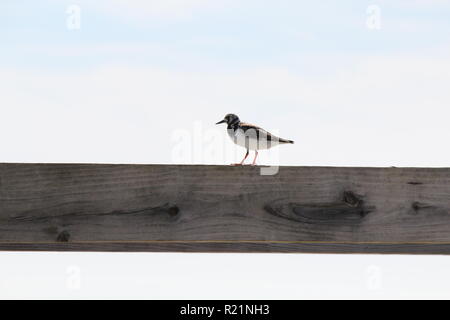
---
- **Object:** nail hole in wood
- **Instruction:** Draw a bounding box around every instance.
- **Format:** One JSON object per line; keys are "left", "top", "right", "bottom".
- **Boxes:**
{"left": 168, "top": 205, "right": 180, "bottom": 217}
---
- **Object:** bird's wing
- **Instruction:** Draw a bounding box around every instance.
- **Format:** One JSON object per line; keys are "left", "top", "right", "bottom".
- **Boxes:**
{"left": 239, "top": 122, "right": 277, "bottom": 141}
{"left": 240, "top": 122, "right": 293, "bottom": 144}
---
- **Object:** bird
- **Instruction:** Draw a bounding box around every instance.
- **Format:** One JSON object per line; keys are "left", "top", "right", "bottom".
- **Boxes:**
{"left": 216, "top": 113, "right": 294, "bottom": 166}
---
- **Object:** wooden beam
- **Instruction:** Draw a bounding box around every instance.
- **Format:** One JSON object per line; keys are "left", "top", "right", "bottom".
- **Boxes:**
{"left": 1, "top": 163, "right": 450, "bottom": 254}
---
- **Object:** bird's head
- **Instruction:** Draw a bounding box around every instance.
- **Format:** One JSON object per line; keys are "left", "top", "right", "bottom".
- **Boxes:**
{"left": 216, "top": 114, "right": 240, "bottom": 126}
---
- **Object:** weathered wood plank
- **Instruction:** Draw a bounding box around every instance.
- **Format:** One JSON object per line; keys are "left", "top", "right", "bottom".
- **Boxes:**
{"left": 1, "top": 163, "right": 450, "bottom": 254}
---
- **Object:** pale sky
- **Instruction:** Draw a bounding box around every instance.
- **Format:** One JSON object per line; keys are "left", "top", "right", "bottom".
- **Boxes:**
{"left": 1, "top": 0, "right": 450, "bottom": 166}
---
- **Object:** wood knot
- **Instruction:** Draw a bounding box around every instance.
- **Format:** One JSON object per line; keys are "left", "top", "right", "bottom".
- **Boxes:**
{"left": 412, "top": 202, "right": 432, "bottom": 212}
{"left": 343, "top": 191, "right": 363, "bottom": 207}
{"left": 57, "top": 230, "right": 71, "bottom": 242}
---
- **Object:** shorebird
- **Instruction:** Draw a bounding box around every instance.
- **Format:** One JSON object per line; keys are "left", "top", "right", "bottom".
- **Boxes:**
{"left": 216, "top": 113, "right": 294, "bottom": 166}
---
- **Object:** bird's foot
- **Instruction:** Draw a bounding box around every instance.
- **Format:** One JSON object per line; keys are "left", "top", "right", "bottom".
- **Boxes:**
{"left": 230, "top": 163, "right": 243, "bottom": 166}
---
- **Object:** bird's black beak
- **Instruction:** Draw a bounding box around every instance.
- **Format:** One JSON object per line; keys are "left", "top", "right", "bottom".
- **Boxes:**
{"left": 216, "top": 120, "right": 226, "bottom": 125}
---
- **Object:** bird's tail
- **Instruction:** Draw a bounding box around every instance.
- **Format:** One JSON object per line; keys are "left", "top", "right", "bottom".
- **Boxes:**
{"left": 279, "top": 138, "right": 294, "bottom": 144}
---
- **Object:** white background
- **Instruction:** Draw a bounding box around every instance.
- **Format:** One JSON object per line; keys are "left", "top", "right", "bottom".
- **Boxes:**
{"left": 2, "top": 253, "right": 450, "bottom": 299}
{"left": 2, "top": 0, "right": 450, "bottom": 300}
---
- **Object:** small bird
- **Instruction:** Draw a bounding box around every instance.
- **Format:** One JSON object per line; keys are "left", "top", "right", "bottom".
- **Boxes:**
{"left": 216, "top": 114, "right": 294, "bottom": 166}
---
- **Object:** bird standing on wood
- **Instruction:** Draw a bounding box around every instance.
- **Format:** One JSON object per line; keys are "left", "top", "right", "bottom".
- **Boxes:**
{"left": 216, "top": 114, "right": 294, "bottom": 166}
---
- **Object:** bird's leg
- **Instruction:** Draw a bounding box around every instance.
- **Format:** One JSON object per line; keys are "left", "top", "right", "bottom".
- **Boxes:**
{"left": 239, "top": 150, "right": 250, "bottom": 165}
{"left": 251, "top": 151, "right": 258, "bottom": 166}
{"left": 231, "top": 150, "right": 249, "bottom": 166}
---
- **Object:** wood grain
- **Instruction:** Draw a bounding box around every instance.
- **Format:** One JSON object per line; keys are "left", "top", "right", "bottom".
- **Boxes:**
{"left": 1, "top": 163, "right": 450, "bottom": 254}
